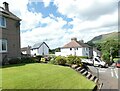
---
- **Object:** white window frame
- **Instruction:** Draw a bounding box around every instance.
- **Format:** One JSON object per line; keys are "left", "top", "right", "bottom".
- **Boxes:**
{"left": 0, "top": 16, "right": 6, "bottom": 28}
{"left": 0, "top": 39, "right": 7, "bottom": 53}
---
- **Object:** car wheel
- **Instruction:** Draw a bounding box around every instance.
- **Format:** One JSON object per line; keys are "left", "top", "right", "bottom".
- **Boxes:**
{"left": 99, "top": 65, "right": 102, "bottom": 68}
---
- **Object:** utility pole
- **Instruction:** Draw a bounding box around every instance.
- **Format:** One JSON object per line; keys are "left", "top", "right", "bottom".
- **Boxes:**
{"left": 110, "top": 47, "right": 113, "bottom": 64}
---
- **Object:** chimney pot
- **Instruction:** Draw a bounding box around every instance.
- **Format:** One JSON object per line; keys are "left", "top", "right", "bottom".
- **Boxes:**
{"left": 79, "top": 40, "right": 84, "bottom": 43}
{"left": 3, "top": 2, "right": 9, "bottom": 11}
{"left": 71, "top": 37, "right": 77, "bottom": 41}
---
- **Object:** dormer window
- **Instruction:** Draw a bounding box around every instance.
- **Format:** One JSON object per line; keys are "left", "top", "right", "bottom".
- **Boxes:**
{"left": 0, "top": 16, "right": 6, "bottom": 28}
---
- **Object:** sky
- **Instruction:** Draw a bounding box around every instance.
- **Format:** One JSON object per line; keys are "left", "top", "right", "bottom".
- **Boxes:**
{"left": 0, "top": 0, "right": 119, "bottom": 49}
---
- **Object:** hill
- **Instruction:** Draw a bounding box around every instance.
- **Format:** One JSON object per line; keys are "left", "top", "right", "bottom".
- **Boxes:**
{"left": 88, "top": 32, "right": 119, "bottom": 44}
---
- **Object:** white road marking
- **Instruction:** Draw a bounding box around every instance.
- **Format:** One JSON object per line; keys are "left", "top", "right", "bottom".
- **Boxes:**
{"left": 99, "top": 68, "right": 107, "bottom": 72}
{"left": 111, "top": 69, "right": 114, "bottom": 77}
{"left": 114, "top": 69, "right": 118, "bottom": 79}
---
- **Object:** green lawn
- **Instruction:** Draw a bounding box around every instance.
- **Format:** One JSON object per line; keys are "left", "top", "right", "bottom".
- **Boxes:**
{"left": 2, "top": 63, "right": 95, "bottom": 90}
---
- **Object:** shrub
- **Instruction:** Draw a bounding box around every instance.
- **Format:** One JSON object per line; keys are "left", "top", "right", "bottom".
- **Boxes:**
{"left": 21, "top": 57, "right": 36, "bottom": 63}
{"left": 67, "top": 55, "right": 76, "bottom": 65}
{"left": 102, "top": 52, "right": 110, "bottom": 64}
{"left": 36, "top": 55, "right": 43, "bottom": 61}
{"left": 8, "top": 58, "right": 21, "bottom": 64}
{"left": 79, "top": 56, "right": 88, "bottom": 59}
{"left": 49, "top": 58, "right": 57, "bottom": 65}
{"left": 44, "top": 56, "right": 52, "bottom": 61}
{"left": 66, "top": 55, "right": 81, "bottom": 65}
{"left": 74, "top": 57, "right": 81, "bottom": 65}
{"left": 55, "top": 56, "right": 66, "bottom": 65}
{"left": 41, "top": 58, "right": 46, "bottom": 62}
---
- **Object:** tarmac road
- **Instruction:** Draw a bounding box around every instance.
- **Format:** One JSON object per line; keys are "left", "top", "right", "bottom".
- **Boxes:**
{"left": 88, "top": 66, "right": 120, "bottom": 90}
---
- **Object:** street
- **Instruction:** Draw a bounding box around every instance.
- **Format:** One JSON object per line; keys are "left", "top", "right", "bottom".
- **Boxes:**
{"left": 88, "top": 66, "right": 120, "bottom": 90}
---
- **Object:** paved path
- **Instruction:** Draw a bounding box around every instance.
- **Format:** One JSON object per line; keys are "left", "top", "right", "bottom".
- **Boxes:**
{"left": 88, "top": 66, "right": 119, "bottom": 90}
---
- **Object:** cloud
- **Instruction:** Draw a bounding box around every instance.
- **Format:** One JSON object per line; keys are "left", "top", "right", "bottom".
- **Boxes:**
{"left": 21, "top": 16, "right": 67, "bottom": 48}
{"left": 0, "top": 0, "right": 118, "bottom": 49}
{"left": 54, "top": 0, "right": 118, "bottom": 20}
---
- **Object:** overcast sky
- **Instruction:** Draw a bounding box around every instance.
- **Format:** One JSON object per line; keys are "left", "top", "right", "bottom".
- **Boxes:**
{"left": 0, "top": 0, "right": 119, "bottom": 49}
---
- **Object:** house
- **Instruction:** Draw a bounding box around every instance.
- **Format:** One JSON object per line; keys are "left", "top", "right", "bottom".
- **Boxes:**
{"left": 31, "top": 42, "right": 49, "bottom": 56}
{"left": 21, "top": 46, "right": 31, "bottom": 56}
{"left": 55, "top": 38, "right": 91, "bottom": 57}
{"left": 93, "top": 48, "right": 101, "bottom": 57}
{"left": 0, "top": 2, "right": 21, "bottom": 64}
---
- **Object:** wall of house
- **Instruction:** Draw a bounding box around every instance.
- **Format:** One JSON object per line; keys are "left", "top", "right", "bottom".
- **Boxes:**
{"left": 76, "top": 48, "right": 82, "bottom": 56}
{"left": 82, "top": 47, "right": 90, "bottom": 57}
{"left": 56, "top": 47, "right": 90, "bottom": 57}
{"left": 61, "top": 48, "right": 73, "bottom": 56}
{"left": 38, "top": 43, "right": 49, "bottom": 55}
{"left": 31, "top": 43, "right": 49, "bottom": 56}
{"left": 93, "top": 51, "right": 101, "bottom": 57}
{"left": 89, "top": 48, "right": 93, "bottom": 58}
{"left": 60, "top": 48, "right": 83, "bottom": 56}
{"left": 31, "top": 49, "right": 38, "bottom": 56}
{"left": 0, "top": 16, "right": 21, "bottom": 59}
{"left": 22, "top": 51, "right": 27, "bottom": 54}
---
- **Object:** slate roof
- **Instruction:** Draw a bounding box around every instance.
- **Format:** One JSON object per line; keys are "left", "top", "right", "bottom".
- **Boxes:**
{"left": 62, "top": 40, "right": 90, "bottom": 48}
{"left": 21, "top": 46, "right": 31, "bottom": 51}
{"left": 0, "top": 5, "right": 21, "bottom": 21}
{"left": 93, "top": 48, "right": 101, "bottom": 53}
{"left": 21, "top": 47, "right": 28, "bottom": 51}
{"left": 31, "top": 42, "right": 49, "bottom": 49}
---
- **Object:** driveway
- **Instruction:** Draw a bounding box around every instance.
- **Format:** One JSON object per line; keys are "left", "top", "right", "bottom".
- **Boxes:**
{"left": 88, "top": 66, "right": 119, "bottom": 90}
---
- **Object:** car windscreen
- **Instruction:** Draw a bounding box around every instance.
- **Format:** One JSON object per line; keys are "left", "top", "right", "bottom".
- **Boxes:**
{"left": 95, "top": 58, "right": 100, "bottom": 62}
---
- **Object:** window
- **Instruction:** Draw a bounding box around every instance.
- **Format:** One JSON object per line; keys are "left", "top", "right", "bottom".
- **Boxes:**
{"left": 95, "top": 58, "right": 100, "bottom": 62}
{"left": 85, "top": 48, "right": 88, "bottom": 51}
{"left": 0, "top": 16, "right": 6, "bottom": 28}
{"left": 70, "top": 48, "right": 72, "bottom": 50}
{"left": 0, "top": 39, "right": 7, "bottom": 52}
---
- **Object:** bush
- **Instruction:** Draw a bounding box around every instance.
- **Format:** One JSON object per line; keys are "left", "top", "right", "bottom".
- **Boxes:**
{"left": 9, "top": 58, "right": 21, "bottom": 64}
{"left": 67, "top": 55, "right": 76, "bottom": 65}
{"left": 49, "top": 58, "right": 57, "bottom": 65}
{"left": 79, "top": 56, "right": 88, "bottom": 59}
{"left": 55, "top": 56, "right": 66, "bottom": 65}
{"left": 74, "top": 57, "right": 81, "bottom": 65}
{"left": 66, "top": 55, "right": 81, "bottom": 65}
{"left": 21, "top": 57, "right": 36, "bottom": 63}
{"left": 44, "top": 56, "right": 52, "bottom": 61}
{"left": 36, "top": 55, "right": 43, "bottom": 61}
{"left": 41, "top": 58, "right": 46, "bottom": 62}
{"left": 102, "top": 52, "right": 110, "bottom": 64}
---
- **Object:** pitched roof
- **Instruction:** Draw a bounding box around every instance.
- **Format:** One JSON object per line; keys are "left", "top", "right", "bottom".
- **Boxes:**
{"left": 93, "top": 48, "right": 101, "bottom": 53}
{"left": 31, "top": 42, "right": 49, "bottom": 49}
{"left": 21, "top": 47, "right": 28, "bottom": 51}
{"left": 0, "top": 5, "right": 21, "bottom": 21}
{"left": 62, "top": 40, "right": 90, "bottom": 48}
{"left": 21, "top": 46, "right": 31, "bottom": 51}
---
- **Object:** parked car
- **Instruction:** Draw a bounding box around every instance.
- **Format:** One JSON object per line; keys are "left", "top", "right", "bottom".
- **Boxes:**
{"left": 116, "top": 60, "right": 120, "bottom": 68}
{"left": 93, "top": 56, "right": 106, "bottom": 67}
{"left": 81, "top": 59, "right": 93, "bottom": 66}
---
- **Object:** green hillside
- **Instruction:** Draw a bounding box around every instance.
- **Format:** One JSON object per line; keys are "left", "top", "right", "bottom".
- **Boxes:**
{"left": 88, "top": 32, "right": 119, "bottom": 43}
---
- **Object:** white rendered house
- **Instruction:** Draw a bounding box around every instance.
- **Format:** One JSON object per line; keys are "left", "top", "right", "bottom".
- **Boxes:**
{"left": 55, "top": 38, "right": 91, "bottom": 57}
{"left": 93, "top": 48, "right": 101, "bottom": 57}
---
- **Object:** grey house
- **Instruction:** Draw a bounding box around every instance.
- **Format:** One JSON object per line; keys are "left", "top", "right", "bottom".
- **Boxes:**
{"left": 0, "top": 2, "right": 21, "bottom": 64}
{"left": 31, "top": 42, "right": 49, "bottom": 56}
